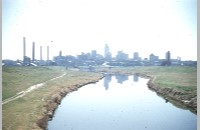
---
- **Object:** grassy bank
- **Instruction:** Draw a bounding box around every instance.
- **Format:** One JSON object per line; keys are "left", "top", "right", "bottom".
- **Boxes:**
{"left": 2, "top": 66, "right": 64, "bottom": 100}
{"left": 96, "top": 66, "right": 197, "bottom": 92}
{"left": 96, "top": 66, "right": 197, "bottom": 113}
{"left": 2, "top": 66, "right": 102, "bottom": 130}
{"left": 3, "top": 66, "right": 197, "bottom": 129}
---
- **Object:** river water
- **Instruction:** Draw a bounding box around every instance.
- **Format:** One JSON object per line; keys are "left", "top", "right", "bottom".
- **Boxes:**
{"left": 47, "top": 74, "right": 197, "bottom": 130}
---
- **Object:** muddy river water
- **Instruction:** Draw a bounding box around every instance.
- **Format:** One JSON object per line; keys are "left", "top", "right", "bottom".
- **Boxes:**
{"left": 47, "top": 74, "right": 196, "bottom": 130}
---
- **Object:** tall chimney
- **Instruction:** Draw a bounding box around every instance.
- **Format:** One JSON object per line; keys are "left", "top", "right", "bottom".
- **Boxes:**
{"left": 40, "top": 46, "right": 42, "bottom": 61}
{"left": 47, "top": 46, "right": 49, "bottom": 61}
{"left": 32, "top": 42, "right": 35, "bottom": 62}
{"left": 23, "top": 37, "right": 26, "bottom": 61}
{"left": 59, "top": 50, "right": 62, "bottom": 57}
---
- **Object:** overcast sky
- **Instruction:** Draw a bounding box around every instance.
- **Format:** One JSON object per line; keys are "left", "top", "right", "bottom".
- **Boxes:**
{"left": 2, "top": 0, "right": 197, "bottom": 61}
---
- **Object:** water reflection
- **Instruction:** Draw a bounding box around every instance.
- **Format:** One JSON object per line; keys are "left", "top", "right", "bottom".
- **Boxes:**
{"left": 133, "top": 75, "right": 139, "bottom": 82}
{"left": 104, "top": 74, "right": 130, "bottom": 90}
{"left": 115, "top": 75, "right": 128, "bottom": 84}
{"left": 48, "top": 75, "right": 197, "bottom": 130}
{"left": 104, "top": 74, "right": 139, "bottom": 90}
{"left": 103, "top": 74, "right": 112, "bottom": 90}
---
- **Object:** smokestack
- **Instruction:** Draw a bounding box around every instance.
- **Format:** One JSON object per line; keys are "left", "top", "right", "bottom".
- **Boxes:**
{"left": 59, "top": 50, "right": 62, "bottom": 57}
{"left": 47, "top": 46, "right": 49, "bottom": 61}
{"left": 23, "top": 37, "right": 26, "bottom": 61}
{"left": 32, "top": 42, "right": 35, "bottom": 62}
{"left": 40, "top": 46, "right": 42, "bottom": 61}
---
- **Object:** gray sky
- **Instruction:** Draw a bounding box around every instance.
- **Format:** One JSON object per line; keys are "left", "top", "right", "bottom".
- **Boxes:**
{"left": 2, "top": 0, "right": 197, "bottom": 61}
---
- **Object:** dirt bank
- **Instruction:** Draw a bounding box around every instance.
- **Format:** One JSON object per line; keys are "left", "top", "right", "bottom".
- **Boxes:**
{"left": 145, "top": 75, "right": 197, "bottom": 114}
{"left": 101, "top": 71, "right": 197, "bottom": 114}
{"left": 36, "top": 76, "right": 104, "bottom": 130}
{"left": 36, "top": 71, "right": 196, "bottom": 129}
{"left": 131, "top": 72, "right": 197, "bottom": 114}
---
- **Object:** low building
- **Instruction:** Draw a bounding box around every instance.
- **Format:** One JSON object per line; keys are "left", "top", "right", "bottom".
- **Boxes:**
{"left": 2, "top": 60, "right": 19, "bottom": 66}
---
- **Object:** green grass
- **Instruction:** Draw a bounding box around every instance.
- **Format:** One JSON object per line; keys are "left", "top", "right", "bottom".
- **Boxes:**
{"left": 2, "top": 66, "right": 197, "bottom": 130}
{"left": 97, "top": 66, "right": 197, "bottom": 92}
{"left": 2, "top": 67, "right": 102, "bottom": 130}
{"left": 2, "top": 66, "right": 64, "bottom": 100}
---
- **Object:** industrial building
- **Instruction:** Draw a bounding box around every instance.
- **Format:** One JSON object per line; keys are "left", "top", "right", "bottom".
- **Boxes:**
{"left": 1, "top": 37, "right": 197, "bottom": 67}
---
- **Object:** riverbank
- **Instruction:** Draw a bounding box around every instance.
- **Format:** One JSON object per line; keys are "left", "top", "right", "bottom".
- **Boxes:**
{"left": 96, "top": 66, "right": 197, "bottom": 114}
{"left": 146, "top": 75, "right": 197, "bottom": 113}
{"left": 2, "top": 66, "right": 196, "bottom": 130}
{"left": 36, "top": 75, "right": 104, "bottom": 129}
{"left": 2, "top": 67, "right": 103, "bottom": 130}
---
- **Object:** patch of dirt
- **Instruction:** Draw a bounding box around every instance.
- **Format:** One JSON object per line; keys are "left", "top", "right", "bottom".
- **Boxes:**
{"left": 147, "top": 76, "right": 197, "bottom": 114}
{"left": 36, "top": 76, "right": 104, "bottom": 130}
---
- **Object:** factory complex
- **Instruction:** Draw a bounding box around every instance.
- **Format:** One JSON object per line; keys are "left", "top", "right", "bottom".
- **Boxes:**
{"left": 2, "top": 37, "right": 197, "bottom": 68}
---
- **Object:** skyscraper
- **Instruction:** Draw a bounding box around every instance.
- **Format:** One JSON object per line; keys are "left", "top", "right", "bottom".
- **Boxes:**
{"left": 104, "top": 44, "right": 112, "bottom": 60}
{"left": 104, "top": 44, "right": 109, "bottom": 57}
{"left": 165, "top": 51, "right": 171, "bottom": 66}
{"left": 40, "top": 46, "right": 43, "bottom": 61}
{"left": 133, "top": 52, "right": 140, "bottom": 61}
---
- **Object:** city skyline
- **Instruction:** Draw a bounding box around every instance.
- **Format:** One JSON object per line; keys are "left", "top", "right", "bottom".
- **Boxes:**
{"left": 3, "top": 0, "right": 197, "bottom": 61}
{"left": 3, "top": 41, "right": 196, "bottom": 67}
{"left": 2, "top": 39, "right": 196, "bottom": 61}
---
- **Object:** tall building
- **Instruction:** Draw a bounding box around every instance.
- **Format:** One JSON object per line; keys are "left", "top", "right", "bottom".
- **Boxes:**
{"left": 91, "top": 50, "right": 97, "bottom": 59}
{"left": 149, "top": 53, "right": 159, "bottom": 62}
{"left": 165, "top": 51, "right": 170, "bottom": 60}
{"left": 133, "top": 52, "right": 141, "bottom": 61}
{"left": 165, "top": 51, "right": 171, "bottom": 66}
{"left": 104, "top": 44, "right": 112, "bottom": 60}
{"left": 116, "top": 51, "right": 128, "bottom": 60}
{"left": 104, "top": 44, "right": 109, "bottom": 57}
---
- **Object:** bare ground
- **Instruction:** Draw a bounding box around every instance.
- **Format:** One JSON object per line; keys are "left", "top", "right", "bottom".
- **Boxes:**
{"left": 36, "top": 76, "right": 104, "bottom": 130}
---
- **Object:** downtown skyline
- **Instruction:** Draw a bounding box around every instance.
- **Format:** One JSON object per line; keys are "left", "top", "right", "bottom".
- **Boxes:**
{"left": 3, "top": 0, "right": 197, "bottom": 61}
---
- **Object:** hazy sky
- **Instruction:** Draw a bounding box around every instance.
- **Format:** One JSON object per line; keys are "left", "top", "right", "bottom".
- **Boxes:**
{"left": 2, "top": 0, "right": 197, "bottom": 61}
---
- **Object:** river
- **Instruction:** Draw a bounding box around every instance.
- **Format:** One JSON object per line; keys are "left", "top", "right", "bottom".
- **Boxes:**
{"left": 47, "top": 74, "right": 197, "bottom": 130}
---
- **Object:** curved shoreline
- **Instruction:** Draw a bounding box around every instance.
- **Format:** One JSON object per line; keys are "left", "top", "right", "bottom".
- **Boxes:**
{"left": 145, "top": 75, "right": 197, "bottom": 114}
{"left": 36, "top": 75, "right": 104, "bottom": 130}
{"left": 104, "top": 71, "right": 197, "bottom": 113}
{"left": 37, "top": 71, "right": 196, "bottom": 129}
{"left": 106, "top": 71, "right": 197, "bottom": 113}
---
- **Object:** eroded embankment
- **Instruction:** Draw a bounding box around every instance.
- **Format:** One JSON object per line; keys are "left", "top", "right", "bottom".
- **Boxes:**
{"left": 37, "top": 71, "right": 197, "bottom": 129}
{"left": 36, "top": 76, "right": 104, "bottom": 130}
{"left": 146, "top": 77, "right": 197, "bottom": 112}
{"left": 135, "top": 73, "right": 197, "bottom": 114}
{"left": 100, "top": 71, "right": 197, "bottom": 114}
